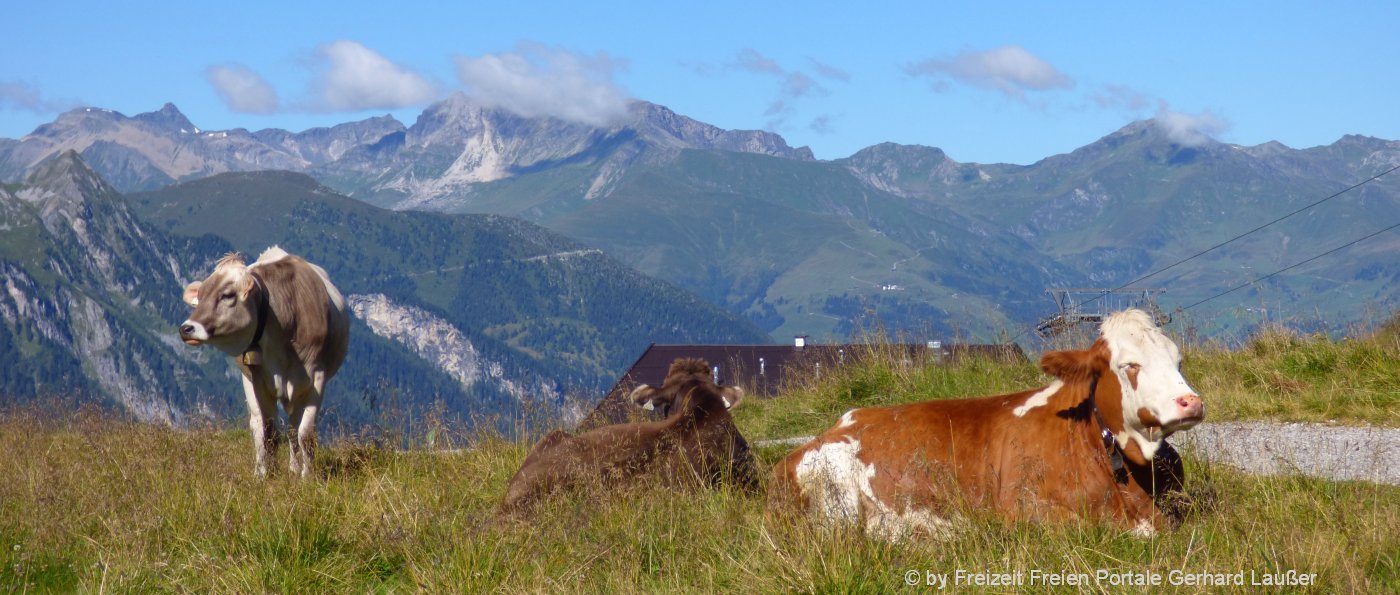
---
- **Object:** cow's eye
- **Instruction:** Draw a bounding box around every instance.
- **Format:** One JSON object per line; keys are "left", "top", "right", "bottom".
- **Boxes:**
{"left": 1120, "top": 362, "right": 1141, "bottom": 371}
{"left": 220, "top": 292, "right": 236, "bottom": 303}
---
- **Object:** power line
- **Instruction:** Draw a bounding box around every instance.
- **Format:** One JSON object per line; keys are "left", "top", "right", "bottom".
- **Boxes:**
{"left": 1180, "top": 221, "right": 1400, "bottom": 311}
{"left": 1117, "top": 163, "right": 1400, "bottom": 290}
{"left": 1009, "top": 163, "right": 1400, "bottom": 342}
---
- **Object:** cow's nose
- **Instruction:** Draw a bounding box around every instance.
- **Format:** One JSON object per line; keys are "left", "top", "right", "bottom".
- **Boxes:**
{"left": 179, "top": 324, "right": 196, "bottom": 337}
{"left": 1175, "top": 394, "right": 1204, "bottom": 419}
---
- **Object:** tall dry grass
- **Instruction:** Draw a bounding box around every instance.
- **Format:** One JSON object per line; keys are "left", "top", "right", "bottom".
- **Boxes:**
{"left": 1, "top": 319, "right": 1397, "bottom": 591}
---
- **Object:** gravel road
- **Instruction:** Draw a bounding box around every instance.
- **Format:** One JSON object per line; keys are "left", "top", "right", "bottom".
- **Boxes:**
{"left": 756, "top": 421, "right": 1400, "bottom": 486}
{"left": 1172, "top": 421, "right": 1400, "bottom": 486}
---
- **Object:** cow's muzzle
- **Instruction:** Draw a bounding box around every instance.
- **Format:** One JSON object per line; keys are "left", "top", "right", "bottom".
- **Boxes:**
{"left": 179, "top": 321, "right": 206, "bottom": 345}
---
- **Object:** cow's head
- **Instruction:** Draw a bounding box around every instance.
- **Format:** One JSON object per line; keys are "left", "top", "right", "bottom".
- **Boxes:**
{"left": 629, "top": 358, "right": 745, "bottom": 415}
{"left": 1040, "top": 309, "right": 1202, "bottom": 461}
{"left": 178, "top": 253, "right": 260, "bottom": 352}
{"left": 1099, "top": 309, "right": 1203, "bottom": 435}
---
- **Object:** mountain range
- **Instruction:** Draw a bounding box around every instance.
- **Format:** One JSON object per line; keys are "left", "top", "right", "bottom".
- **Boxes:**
{"left": 4, "top": 98, "right": 1400, "bottom": 346}
{"left": 0, "top": 151, "right": 767, "bottom": 428}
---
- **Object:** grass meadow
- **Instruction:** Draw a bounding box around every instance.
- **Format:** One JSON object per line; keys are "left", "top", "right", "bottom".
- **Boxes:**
{"left": 2, "top": 321, "right": 1397, "bottom": 592}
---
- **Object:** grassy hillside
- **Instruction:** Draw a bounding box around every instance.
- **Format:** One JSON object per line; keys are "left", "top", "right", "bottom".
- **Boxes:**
{"left": 3, "top": 323, "right": 1396, "bottom": 592}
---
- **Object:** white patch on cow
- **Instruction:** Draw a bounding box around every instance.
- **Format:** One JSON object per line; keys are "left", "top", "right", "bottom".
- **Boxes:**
{"left": 255, "top": 245, "right": 290, "bottom": 264}
{"left": 838, "top": 409, "right": 858, "bottom": 428}
{"left": 721, "top": 396, "right": 732, "bottom": 409}
{"left": 794, "top": 436, "right": 955, "bottom": 541}
{"left": 865, "top": 503, "right": 956, "bottom": 542}
{"left": 795, "top": 438, "right": 868, "bottom": 527}
{"left": 1130, "top": 518, "right": 1157, "bottom": 538}
{"left": 1101, "top": 309, "right": 1201, "bottom": 460}
{"left": 1013, "top": 381, "right": 1064, "bottom": 417}
{"left": 640, "top": 399, "right": 656, "bottom": 411}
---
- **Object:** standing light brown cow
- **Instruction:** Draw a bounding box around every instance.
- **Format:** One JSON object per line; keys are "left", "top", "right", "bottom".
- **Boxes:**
{"left": 769, "top": 309, "right": 1203, "bottom": 540}
{"left": 179, "top": 247, "right": 349, "bottom": 477}
{"left": 499, "top": 358, "right": 759, "bottom": 516}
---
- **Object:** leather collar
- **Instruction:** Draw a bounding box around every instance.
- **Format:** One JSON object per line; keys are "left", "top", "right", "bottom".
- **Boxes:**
{"left": 1088, "top": 374, "right": 1128, "bottom": 484}
{"left": 240, "top": 273, "right": 270, "bottom": 366}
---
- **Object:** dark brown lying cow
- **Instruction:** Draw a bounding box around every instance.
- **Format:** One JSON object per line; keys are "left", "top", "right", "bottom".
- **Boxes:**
{"left": 769, "top": 309, "right": 1203, "bottom": 539}
{"left": 500, "top": 358, "right": 759, "bottom": 515}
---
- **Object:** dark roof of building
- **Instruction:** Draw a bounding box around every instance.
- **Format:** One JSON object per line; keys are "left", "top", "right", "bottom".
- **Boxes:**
{"left": 576, "top": 341, "right": 1026, "bottom": 431}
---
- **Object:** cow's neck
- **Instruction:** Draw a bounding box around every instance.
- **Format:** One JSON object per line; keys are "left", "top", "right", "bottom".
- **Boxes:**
{"left": 1087, "top": 371, "right": 1159, "bottom": 467}
{"left": 1087, "top": 375, "right": 1129, "bottom": 483}
{"left": 241, "top": 273, "right": 271, "bottom": 366}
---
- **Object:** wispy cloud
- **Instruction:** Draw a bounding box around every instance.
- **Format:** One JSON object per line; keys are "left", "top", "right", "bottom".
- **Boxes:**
{"left": 206, "top": 64, "right": 279, "bottom": 114}
{"left": 1092, "top": 83, "right": 1152, "bottom": 112}
{"left": 730, "top": 48, "right": 839, "bottom": 130}
{"left": 1154, "top": 105, "right": 1228, "bottom": 147}
{"left": 905, "top": 45, "right": 1073, "bottom": 99}
{"left": 1090, "top": 82, "right": 1230, "bottom": 146}
{"left": 310, "top": 40, "right": 439, "bottom": 111}
{"left": 0, "top": 80, "right": 72, "bottom": 113}
{"left": 809, "top": 58, "right": 851, "bottom": 83}
{"left": 454, "top": 44, "right": 631, "bottom": 127}
{"left": 733, "top": 48, "right": 784, "bottom": 75}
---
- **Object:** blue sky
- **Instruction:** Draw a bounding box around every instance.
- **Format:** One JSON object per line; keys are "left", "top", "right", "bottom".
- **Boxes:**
{"left": 3, "top": 1, "right": 1396, "bottom": 164}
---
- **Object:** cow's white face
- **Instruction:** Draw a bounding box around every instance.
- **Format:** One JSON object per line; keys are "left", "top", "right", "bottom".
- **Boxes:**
{"left": 1101, "top": 310, "right": 1204, "bottom": 454}
{"left": 179, "top": 257, "right": 258, "bottom": 353}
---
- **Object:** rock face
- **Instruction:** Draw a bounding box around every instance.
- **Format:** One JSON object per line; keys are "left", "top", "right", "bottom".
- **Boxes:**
{"left": 346, "top": 293, "right": 557, "bottom": 406}
{"left": 0, "top": 151, "right": 221, "bottom": 423}
{"left": 317, "top": 95, "right": 813, "bottom": 209}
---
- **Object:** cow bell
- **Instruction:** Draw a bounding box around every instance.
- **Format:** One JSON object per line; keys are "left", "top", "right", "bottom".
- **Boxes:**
{"left": 240, "top": 349, "right": 264, "bottom": 366}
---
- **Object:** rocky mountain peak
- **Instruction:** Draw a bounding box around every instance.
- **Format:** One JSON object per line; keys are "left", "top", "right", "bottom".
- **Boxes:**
{"left": 629, "top": 100, "right": 812, "bottom": 160}
{"left": 133, "top": 102, "right": 199, "bottom": 133}
{"left": 20, "top": 150, "right": 112, "bottom": 211}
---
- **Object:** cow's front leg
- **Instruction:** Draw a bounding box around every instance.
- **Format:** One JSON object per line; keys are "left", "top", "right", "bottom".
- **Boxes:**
{"left": 287, "top": 373, "right": 326, "bottom": 478}
{"left": 243, "top": 374, "right": 280, "bottom": 477}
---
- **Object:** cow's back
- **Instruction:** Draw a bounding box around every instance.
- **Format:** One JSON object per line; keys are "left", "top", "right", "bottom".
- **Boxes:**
{"left": 251, "top": 252, "right": 349, "bottom": 377}
{"left": 769, "top": 388, "right": 1099, "bottom": 537}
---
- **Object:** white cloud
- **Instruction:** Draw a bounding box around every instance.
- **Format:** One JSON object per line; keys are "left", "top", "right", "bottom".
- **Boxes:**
{"left": 453, "top": 44, "right": 631, "bottom": 127}
{"left": 206, "top": 64, "right": 279, "bottom": 114}
{"left": 905, "top": 45, "right": 1073, "bottom": 98}
{"left": 312, "top": 40, "right": 438, "bottom": 111}
{"left": 0, "top": 80, "right": 70, "bottom": 113}
{"left": 1154, "top": 106, "right": 1228, "bottom": 147}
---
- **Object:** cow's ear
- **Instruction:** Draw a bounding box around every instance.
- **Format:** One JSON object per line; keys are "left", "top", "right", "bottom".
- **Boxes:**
{"left": 236, "top": 272, "right": 256, "bottom": 301}
{"left": 183, "top": 281, "right": 202, "bottom": 307}
{"left": 629, "top": 384, "right": 658, "bottom": 409}
{"left": 1040, "top": 347, "right": 1106, "bottom": 382}
{"left": 720, "top": 386, "right": 745, "bottom": 410}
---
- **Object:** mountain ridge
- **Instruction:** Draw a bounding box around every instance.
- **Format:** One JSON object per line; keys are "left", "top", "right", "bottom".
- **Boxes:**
{"left": 4, "top": 102, "right": 1398, "bottom": 341}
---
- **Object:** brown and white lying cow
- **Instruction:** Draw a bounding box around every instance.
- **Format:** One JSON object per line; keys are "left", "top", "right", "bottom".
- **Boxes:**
{"left": 500, "top": 358, "right": 759, "bottom": 515}
{"left": 179, "top": 247, "right": 350, "bottom": 477}
{"left": 769, "top": 309, "right": 1203, "bottom": 539}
